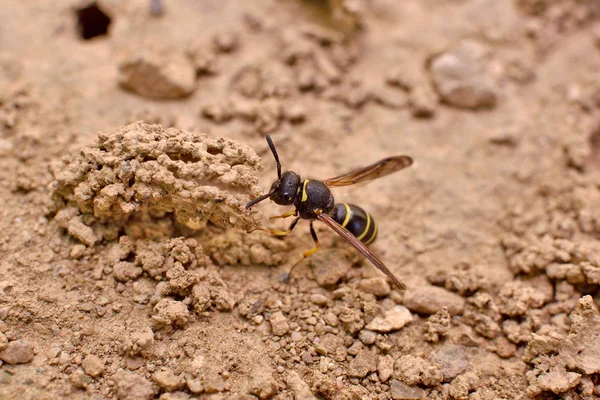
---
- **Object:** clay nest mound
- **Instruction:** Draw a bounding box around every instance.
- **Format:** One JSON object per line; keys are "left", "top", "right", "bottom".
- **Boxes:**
{"left": 48, "top": 122, "right": 262, "bottom": 245}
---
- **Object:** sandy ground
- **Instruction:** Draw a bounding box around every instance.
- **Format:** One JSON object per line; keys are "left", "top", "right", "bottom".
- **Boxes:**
{"left": 1, "top": 0, "right": 600, "bottom": 399}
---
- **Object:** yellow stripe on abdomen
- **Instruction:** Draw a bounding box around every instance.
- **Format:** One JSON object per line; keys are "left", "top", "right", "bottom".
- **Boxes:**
{"left": 365, "top": 219, "right": 378, "bottom": 244}
{"left": 357, "top": 211, "right": 371, "bottom": 241}
{"left": 342, "top": 203, "right": 352, "bottom": 227}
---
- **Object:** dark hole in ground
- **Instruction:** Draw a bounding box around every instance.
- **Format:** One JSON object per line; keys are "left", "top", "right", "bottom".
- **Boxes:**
{"left": 76, "top": 2, "right": 112, "bottom": 40}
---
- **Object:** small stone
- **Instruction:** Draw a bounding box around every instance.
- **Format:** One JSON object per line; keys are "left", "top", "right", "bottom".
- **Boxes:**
{"left": 493, "top": 336, "right": 517, "bottom": 358}
{"left": 390, "top": 379, "right": 424, "bottom": 399}
{"left": 201, "top": 102, "right": 234, "bottom": 124}
{"left": 67, "top": 217, "right": 100, "bottom": 246}
{"left": 119, "top": 50, "right": 197, "bottom": 100}
{"left": 113, "top": 261, "right": 143, "bottom": 282}
{"left": 284, "top": 103, "right": 306, "bottom": 123}
{"left": 248, "top": 367, "right": 278, "bottom": 399}
{"left": 409, "top": 85, "right": 437, "bottom": 118}
{"left": 311, "top": 250, "right": 350, "bottom": 287}
{"left": 152, "top": 298, "right": 190, "bottom": 326}
{"left": 270, "top": 311, "right": 289, "bottom": 336}
{"left": 0, "top": 333, "right": 7, "bottom": 351}
{"left": 403, "top": 286, "right": 465, "bottom": 315}
{"left": 359, "top": 277, "right": 391, "bottom": 297}
{"left": 358, "top": 329, "right": 377, "bottom": 345}
{"left": 309, "top": 293, "right": 328, "bottom": 305}
{"left": 70, "top": 368, "right": 94, "bottom": 389}
{"left": 124, "top": 356, "right": 145, "bottom": 370}
{"left": 152, "top": 368, "right": 184, "bottom": 391}
{"left": 114, "top": 369, "right": 156, "bottom": 400}
{"left": 348, "top": 349, "right": 377, "bottom": 378}
{"left": 186, "top": 377, "right": 204, "bottom": 394}
{"left": 70, "top": 244, "right": 86, "bottom": 259}
{"left": 0, "top": 340, "right": 34, "bottom": 364}
{"left": 378, "top": 355, "right": 394, "bottom": 383}
{"left": 366, "top": 305, "right": 413, "bottom": 332}
{"left": 82, "top": 354, "right": 105, "bottom": 378}
{"left": 291, "top": 331, "right": 303, "bottom": 341}
{"left": 213, "top": 31, "right": 240, "bottom": 53}
{"left": 324, "top": 312, "right": 339, "bottom": 327}
{"left": 431, "top": 345, "right": 469, "bottom": 382}
{"left": 286, "top": 371, "right": 317, "bottom": 400}
{"left": 347, "top": 341, "right": 363, "bottom": 356}
{"left": 204, "top": 374, "right": 226, "bottom": 393}
{"left": 159, "top": 392, "right": 190, "bottom": 400}
{"left": 430, "top": 40, "right": 497, "bottom": 109}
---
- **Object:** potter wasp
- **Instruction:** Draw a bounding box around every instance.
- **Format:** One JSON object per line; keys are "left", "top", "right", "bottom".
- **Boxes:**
{"left": 246, "top": 135, "right": 412, "bottom": 290}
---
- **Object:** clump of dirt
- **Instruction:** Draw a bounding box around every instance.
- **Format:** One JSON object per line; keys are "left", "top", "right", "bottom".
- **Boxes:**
{"left": 48, "top": 122, "right": 262, "bottom": 245}
{"left": 501, "top": 180, "right": 600, "bottom": 290}
{"left": 524, "top": 295, "right": 600, "bottom": 397}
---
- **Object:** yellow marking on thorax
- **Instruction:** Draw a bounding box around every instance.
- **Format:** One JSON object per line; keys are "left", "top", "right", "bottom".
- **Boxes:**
{"left": 301, "top": 180, "right": 310, "bottom": 202}
{"left": 342, "top": 203, "right": 352, "bottom": 227}
{"left": 365, "top": 220, "right": 378, "bottom": 244}
{"left": 357, "top": 212, "right": 371, "bottom": 241}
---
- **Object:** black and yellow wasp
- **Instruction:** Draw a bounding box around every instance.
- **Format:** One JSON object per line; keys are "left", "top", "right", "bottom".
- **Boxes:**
{"left": 246, "top": 135, "right": 413, "bottom": 290}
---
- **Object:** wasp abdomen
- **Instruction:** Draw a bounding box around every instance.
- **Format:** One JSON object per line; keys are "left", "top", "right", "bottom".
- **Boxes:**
{"left": 330, "top": 203, "right": 377, "bottom": 244}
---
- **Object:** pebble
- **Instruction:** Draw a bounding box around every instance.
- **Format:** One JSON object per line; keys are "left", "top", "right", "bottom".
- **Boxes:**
{"left": 118, "top": 50, "right": 197, "bottom": 100}
{"left": 493, "top": 336, "right": 517, "bottom": 358}
{"left": 248, "top": 367, "right": 278, "bottom": 399}
{"left": 203, "top": 374, "right": 226, "bottom": 393}
{"left": 0, "top": 340, "right": 34, "bottom": 364}
{"left": 70, "top": 368, "right": 94, "bottom": 389}
{"left": 113, "top": 261, "right": 143, "bottom": 282}
{"left": 390, "top": 379, "right": 425, "bottom": 399}
{"left": 309, "top": 293, "right": 328, "bottom": 306}
{"left": 348, "top": 349, "right": 377, "bottom": 378}
{"left": 409, "top": 85, "right": 438, "bottom": 118}
{"left": 324, "top": 311, "right": 339, "bottom": 327}
{"left": 270, "top": 311, "right": 290, "bottom": 336}
{"left": 430, "top": 40, "right": 497, "bottom": 109}
{"left": 152, "top": 368, "right": 184, "bottom": 391}
{"left": 403, "top": 286, "right": 465, "bottom": 315}
{"left": 186, "top": 377, "right": 204, "bottom": 394}
{"left": 286, "top": 371, "right": 317, "bottom": 400}
{"left": 359, "top": 277, "right": 391, "bottom": 297}
{"left": 213, "top": 31, "right": 240, "bottom": 53}
{"left": 114, "top": 369, "right": 156, "bottom": 400}
{"left": 0, "top": 332, "right": 7, "bottom": 351}
{"left": 311, "top": 251, "right": 350, "bottom": 287}
{"left": 82, "top": 354, "right": 105, "bottom": 378}
{"left": 431, "top": 345, "right": 469, "bottom": 382}
{"left": 377, "top": 355, "right": 394, "bottom": 383}
{"left": 152, "top": 298, "right": 190, "bottom": 326}
{"left": 366, "top": 305, "right": 413, "bottom": 332}
{"left": 358, "top": 329, "right": 377, "bottom": 345}
{"left": 291, "top": 331, "right": 303, "bottom": 341}
{"left": 159, "top": 392, "right": 190, "bottom": 400}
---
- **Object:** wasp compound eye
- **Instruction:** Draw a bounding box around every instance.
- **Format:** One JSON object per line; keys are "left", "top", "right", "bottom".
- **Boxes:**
{"left": 270, "top": 171, "right": 300, "bottom": 206}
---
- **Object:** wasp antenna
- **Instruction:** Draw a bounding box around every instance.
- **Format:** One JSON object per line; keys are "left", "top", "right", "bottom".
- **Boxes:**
{"left": 265, "top": 135, "right": 282, "bottom": 179}
{"left": 246, "top": 191, "right": 273, "bottom": 209}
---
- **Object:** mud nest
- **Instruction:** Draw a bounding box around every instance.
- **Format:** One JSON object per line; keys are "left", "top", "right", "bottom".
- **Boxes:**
{"left": 49, "top": 122, "right": 262, "bottom": 245}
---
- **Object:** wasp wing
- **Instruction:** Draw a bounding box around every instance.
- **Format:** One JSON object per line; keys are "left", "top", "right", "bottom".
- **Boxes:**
{"left": 317, "top": 212, "right": 406, "bottom": 291}
{"left": 323, "top": 156, "right": 413, "bottom": 188}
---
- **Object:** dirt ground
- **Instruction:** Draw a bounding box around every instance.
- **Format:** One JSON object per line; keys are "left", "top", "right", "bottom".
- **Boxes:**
{"left": 1, "top": 0, "right": 600, "bottom": 399}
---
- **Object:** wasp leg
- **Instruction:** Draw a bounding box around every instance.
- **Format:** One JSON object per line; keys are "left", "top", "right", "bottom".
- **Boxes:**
{"left": 250, "top": 216, "right": 301, "bottom": 236}
{"left": 282, "top": 221, "right": 320, "bottom": 282}
{"left": 269, "top": 210, "right": 297, "bottom": 220}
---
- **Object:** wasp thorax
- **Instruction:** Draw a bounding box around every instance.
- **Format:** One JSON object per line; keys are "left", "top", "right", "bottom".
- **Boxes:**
{"left": 270, "top": 171, "right": 300, "bottom": 205}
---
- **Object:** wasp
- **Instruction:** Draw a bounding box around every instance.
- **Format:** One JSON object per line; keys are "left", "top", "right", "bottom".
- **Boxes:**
{"left": 246, "top": 135, "right": 413, "bottom": 290}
